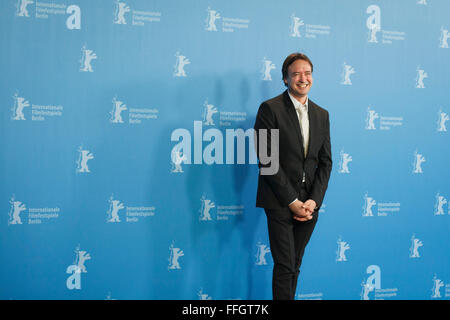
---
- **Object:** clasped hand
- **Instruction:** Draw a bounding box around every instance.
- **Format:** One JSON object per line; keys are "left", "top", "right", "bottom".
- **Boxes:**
{"left": 288, "top": 199, "right": 316, "bottom": 222}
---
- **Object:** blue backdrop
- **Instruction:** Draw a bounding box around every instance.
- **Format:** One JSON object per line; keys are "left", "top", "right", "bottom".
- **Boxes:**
{"left": 1, "top": 0, "right": 449, "bottom": 300}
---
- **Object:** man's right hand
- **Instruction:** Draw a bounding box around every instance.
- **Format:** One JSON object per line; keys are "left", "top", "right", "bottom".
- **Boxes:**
{"left": 288, "top": 199, "right": 313, "bottom": 221}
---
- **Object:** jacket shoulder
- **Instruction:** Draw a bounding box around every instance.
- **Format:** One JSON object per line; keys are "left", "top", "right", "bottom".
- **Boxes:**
{"left": 259, "top": 92, "right": 287, "bottom": 113}
{"left": 309, "top": 99, "right": 329, "bottom": 116}
{"left": 262, "top": 93, "right": 285, "bottom": 106}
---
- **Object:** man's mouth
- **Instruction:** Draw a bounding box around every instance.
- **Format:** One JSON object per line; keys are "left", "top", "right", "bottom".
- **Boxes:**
{"left": 297, "top": 83, "right": 309, "bottom": 88}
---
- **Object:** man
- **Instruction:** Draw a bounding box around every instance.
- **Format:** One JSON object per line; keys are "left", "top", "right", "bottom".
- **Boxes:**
{"left": 254, "top": 53, "right": 332, "bottom": 300}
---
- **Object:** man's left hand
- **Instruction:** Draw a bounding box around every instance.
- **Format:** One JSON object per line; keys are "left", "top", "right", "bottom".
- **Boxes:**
{"left": 302, "top": 199, "right": 316, "bottom": 215}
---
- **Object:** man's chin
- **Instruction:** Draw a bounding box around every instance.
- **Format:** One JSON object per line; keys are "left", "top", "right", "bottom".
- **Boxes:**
{"left": 290, "top": 89, "right": 309, "bottom": 99}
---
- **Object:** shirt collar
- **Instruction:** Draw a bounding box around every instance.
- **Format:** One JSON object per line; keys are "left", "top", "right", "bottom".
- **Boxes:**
{"left": 287, "top": 90, "right": 308, "bottom": 112}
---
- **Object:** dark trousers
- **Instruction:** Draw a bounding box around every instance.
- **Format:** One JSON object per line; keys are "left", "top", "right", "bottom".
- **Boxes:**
{"left": 264, "top": 188, "right": 318, "bottom": 300}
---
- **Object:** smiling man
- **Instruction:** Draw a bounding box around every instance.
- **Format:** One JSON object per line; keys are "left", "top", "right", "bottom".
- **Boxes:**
{"left": 254, "top": 53, "right": 332, "bottom": 300}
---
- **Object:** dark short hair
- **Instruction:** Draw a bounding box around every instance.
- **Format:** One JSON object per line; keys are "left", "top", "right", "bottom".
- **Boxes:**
{"left": 282, "top": 53, "right": 313, "bottom": 86}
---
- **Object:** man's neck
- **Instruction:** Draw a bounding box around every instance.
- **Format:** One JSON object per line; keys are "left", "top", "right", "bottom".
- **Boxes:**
{"left": 288, "top": 90, "right": 308, "bottom": 105}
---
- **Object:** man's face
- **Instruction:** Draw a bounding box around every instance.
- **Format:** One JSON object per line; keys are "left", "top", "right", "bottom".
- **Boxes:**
{"left": 284, "top": 59, "right": 313, "bottom": 101}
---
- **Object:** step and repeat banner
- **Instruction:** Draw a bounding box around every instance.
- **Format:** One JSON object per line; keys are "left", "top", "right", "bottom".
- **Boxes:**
{"left": 1, "top": 0, "right": 449, "bottom": 300}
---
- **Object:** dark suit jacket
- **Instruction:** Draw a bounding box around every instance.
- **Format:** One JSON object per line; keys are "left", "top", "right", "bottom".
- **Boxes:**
{"left": 254, "top": 90, "right": 332, "bottom": 209}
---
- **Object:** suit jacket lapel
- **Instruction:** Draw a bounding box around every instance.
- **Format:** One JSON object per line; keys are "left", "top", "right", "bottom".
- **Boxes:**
{"left": 283, "top": 91, "right": 305, "bottom": 159}
{"left": 307, "top": 99, "right": 318, "bottom": 157}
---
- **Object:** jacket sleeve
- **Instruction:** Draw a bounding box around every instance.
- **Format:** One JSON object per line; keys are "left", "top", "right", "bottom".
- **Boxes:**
{"left": 254, "top": 102, "right": 298, "bottom": 207}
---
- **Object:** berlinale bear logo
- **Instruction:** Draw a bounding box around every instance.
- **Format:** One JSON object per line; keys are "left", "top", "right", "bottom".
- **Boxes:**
{"left": 66, "top": 245, "right": 91, "bottom": 290}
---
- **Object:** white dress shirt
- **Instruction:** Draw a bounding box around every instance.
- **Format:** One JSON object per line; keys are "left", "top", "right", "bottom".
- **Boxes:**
{"left": 287, "top": 91, "right": 309, "bottom": 157}
{"left": 287, "top": 91, "right": 310, "bottom": 206}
